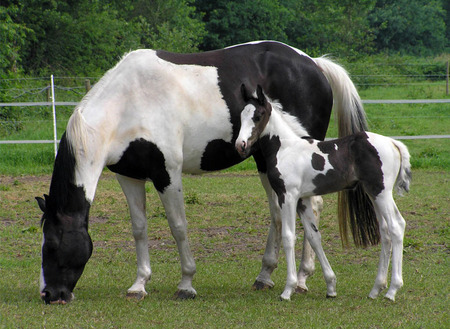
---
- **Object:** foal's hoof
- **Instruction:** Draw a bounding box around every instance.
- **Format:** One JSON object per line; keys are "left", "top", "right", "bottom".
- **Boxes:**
{"left": 174, "top": 289, "right": 196, "bottom": 300}
{"left": 126, "top": 291, "right": 147, "bottom": 301}
{"left": 326, "top": 293, "right": 337, "bottom": 299}
{"left": 295, "top": 286, "right": 308, "bottom": 294}
{"left": 252, "top": 280, "right": 273, "bottom": 291}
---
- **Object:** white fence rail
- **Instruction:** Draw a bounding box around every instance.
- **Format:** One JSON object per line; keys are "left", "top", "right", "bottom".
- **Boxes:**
{"left": 1, "top": 99, "right": 449, "bottom": 158}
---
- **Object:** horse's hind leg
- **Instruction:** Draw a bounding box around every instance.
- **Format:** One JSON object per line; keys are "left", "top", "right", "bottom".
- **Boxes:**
{"left": 253, "top": 173, "right": 282, "bottom": 290}
{"left": 158, "top": 170, "right": 197, "bottom": 299}
{"left": 383, "top": 199, "right": 405, "bottom": 301}
{"left": 117, "top": 174, "right": 151, "bottom": 300}
{"left": 369, "top": 195, "right": 405, "bottom": 301}
{"left": 296, "top": 196, "right": 322, "bottom": 293}
{"left": 368, "top": 206, "right": 390, "bottom": 300}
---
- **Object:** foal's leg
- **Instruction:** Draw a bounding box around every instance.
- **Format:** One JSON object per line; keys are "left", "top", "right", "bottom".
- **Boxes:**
{"left": 279, "top": 197, "right": 299, "bottom": 300}
{"left": 253, "top": 173, "right": 282, "bottom": 290}
{"left": 369, "top": 195, "right": 405, "bottom": 301}
{"left": 296, "top": 196, "right": 322, "bottom": 293}
{"left": 158, "top": 169, "right": 197, "bottom": 299}
{"left": 368, "top": 206, "right": 390, "bottom": 300}
{"left": 298, "top": 198, "right": 337, "bottom": 298}
{"left": 382, "top": 198, "right": 406, "bottom": 301}
{"left": 116, "top": 174, "right": 151, "bottom": 299}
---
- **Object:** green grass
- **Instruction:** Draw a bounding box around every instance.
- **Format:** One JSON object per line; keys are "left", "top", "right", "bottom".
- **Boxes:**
{"left": 0, "top": 170, "right": 448, "bottom": 328}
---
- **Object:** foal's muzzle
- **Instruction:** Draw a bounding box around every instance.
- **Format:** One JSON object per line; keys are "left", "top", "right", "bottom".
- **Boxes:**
{"left": 235, "top": 140, "right": 250, "bottom": 158}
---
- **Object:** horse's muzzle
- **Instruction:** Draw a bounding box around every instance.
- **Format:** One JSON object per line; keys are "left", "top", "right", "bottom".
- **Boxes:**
{"left": 41, "top": 288, "right": 74, "bottom": 305}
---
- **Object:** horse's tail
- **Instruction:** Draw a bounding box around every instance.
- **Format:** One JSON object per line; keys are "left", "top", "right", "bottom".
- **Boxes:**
{"left": 313, "top": 56, "right": 368, "bottom": 136}
{"left": 314, "top": 56, "right": 379, "bottom": 248}
{"left": 391, "top": 138, "right": 412, "bottom": 195}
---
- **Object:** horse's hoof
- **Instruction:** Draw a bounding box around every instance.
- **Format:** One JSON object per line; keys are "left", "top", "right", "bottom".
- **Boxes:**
{"left": 174, "top": 289, "right": 196, "bottom": 300}
{"left": 295, "top": 286, "right": 308, "bottom": 294}
{"left": 252, "top": 280, "right": 273, "bottom": 291}
{"left": 126, "top": 291, "right": 147, "bottom": 301}
{"left": 326, "top": 293, "right": 337, "bottom": 299}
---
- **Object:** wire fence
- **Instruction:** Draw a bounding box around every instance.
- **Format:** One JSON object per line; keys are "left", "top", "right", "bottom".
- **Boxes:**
{"left": 1, "top": 72, "right": 449, "bottom": 157}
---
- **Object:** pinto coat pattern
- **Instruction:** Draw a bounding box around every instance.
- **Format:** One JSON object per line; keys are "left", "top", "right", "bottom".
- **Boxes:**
{"left": 36, "top": 41, "right": 368, "bottom": 304}
{"left": 236, "top": 85, "right": 411, "bottom": 301}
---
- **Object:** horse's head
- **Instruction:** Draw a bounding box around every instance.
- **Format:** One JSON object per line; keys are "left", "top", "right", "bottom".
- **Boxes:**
{"left": 235, "top": 84, "right": 272, "bottom": 158}
{"left": 36, "top": 195, "right": 92, "bottom": 304}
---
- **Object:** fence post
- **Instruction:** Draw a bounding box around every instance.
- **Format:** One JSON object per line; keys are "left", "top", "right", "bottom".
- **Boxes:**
{"left": 50, "top": 75, "right": 58, "bottom": 158}
{"left": 446, "top": 60, "right": 449, "bottom": 96}
{"left": 85, "top": 79, "right": 91, "bottom": 92}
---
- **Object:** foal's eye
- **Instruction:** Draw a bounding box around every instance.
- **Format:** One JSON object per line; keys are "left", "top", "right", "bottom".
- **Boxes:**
{"left": 254, "top": 116, "right": 261, "bottom": 122}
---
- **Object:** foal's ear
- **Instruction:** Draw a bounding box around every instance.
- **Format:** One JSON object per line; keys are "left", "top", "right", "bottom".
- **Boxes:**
{"left": 241, "top": 84, "right": 251, "bottom": 102}
{"left": 256, "top": 85, "right": 265, "bottom": 106}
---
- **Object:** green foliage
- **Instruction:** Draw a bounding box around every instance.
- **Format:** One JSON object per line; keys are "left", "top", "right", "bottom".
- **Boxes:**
{"left": 1, "top": 0, "right": 448, "bottom": 77}
{"left": 195, "top": 0, "right": 290, "bottom": 50}
{"left": 131, "top": 0, "right": 206, "bottom": 53}
{"left": 368, "top": 0, "right": 447, "bottom": 56}
{"left": 0, "top": 5, "right": 32, "bottom": 76}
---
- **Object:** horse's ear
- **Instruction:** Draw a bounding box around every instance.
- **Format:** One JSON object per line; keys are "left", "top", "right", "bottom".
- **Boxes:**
{"left": 241, "top": 84, "right": 251, "bottom": 102}
{"left": 256, "top": 85, "right": 265, "bottom": 106}
{"left": 36, "top": 196, "right": 47, "bottom": 213}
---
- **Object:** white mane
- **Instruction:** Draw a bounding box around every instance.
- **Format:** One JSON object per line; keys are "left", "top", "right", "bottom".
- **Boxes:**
{"left": 66, "top": 51, "right": 137, "bottom": 153}
{"left": 267, "top": 98, "right": 309, "bottom": 138}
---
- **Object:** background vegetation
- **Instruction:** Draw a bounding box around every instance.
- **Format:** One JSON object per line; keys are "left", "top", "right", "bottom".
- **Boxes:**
{"left": 1, "top": 0, "right": 449, "bottom": 78}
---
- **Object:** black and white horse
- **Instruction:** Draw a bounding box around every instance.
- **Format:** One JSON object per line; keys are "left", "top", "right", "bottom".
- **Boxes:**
{"left": 236, "top": 85, "right": 411, "bottom": 301}
{"left": 36, "top": 41, "right": 368, "bottom": 304}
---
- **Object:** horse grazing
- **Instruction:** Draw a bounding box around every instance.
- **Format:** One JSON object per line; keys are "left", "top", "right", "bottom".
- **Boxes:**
{"left": 236, "top": 85, "right": 411, "bottom": 301}
{"left": 35, "top": 41, "right": 368, "bottom": 304}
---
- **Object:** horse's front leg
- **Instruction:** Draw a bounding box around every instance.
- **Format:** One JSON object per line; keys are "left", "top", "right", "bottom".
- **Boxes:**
{"left": 279, "top": 197, "right": 299, "bottom": 301}
{"left": 116, "top": 174, "right": 151, "bottom": 300}
{"left": 253, "top": 173, "right": 282, "bottom": 290}
{"left": 296, "top": 196, "right": 322, "bottom": 293}
{"left": 298, "top": 198, "right": 337, "bottom": 298}
{"left": 158, "top": 170, "right": 196, "bottom": 299}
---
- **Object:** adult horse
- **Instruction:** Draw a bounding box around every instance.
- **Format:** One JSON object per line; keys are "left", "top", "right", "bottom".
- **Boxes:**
{"left": 36, "top": 41, "right": 367, "bottom": 304}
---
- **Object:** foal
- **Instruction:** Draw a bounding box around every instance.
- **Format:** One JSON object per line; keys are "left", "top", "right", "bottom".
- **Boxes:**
{"left": 236, "top": 85, "right": 411, "bottom": 301}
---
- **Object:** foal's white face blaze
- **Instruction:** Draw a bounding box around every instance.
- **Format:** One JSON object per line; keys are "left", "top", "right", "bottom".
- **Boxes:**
{"left": 236, "top": 104, "right": 258, "bottom": 157}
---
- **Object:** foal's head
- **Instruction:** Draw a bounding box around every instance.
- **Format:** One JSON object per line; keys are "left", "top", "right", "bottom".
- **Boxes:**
{"left": 235, "top": 84, "right": 272, "bottom": 157}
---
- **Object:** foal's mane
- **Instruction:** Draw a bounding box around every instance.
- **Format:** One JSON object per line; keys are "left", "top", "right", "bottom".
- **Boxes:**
{"left": 267, "top": 99, "right": 309, "bottom": 138}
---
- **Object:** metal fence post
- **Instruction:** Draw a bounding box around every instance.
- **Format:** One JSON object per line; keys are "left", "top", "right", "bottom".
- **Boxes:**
{"left": 50, "top": 75, "right": 58, "bottom": 158}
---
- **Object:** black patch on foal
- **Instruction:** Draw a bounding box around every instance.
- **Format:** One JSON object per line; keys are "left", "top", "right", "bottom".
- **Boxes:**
{"left": 259, "top": 135, "right": 286, "bottom": 207}
{"left": 311, "top": 153, "right": 325, "bottom": 171}
{"left": 108, "top": 138, "right": 171, "bottom": 193}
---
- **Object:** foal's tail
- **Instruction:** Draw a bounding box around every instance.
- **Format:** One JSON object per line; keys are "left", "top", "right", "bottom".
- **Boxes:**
{"left": 314, "top": 56, "right": 380, "bottom": 248}
{"left": 391, "top": 138, "right": 412, "bottom": 195}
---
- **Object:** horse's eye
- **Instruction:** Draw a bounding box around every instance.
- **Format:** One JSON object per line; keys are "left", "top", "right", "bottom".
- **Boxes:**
{"left": 254, "top": 116, "right": 261, "bottom": 122}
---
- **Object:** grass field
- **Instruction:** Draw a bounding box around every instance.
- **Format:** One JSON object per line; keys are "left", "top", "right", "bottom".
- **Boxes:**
{"left": 0, "top": 169, "right": 448, "bottom": 328}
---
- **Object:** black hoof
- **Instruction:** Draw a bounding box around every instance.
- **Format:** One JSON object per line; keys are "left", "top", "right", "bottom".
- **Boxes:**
{"left": 126, "top": 291, "right": 147, "bottom": 301}
{"left": 295, "top": 286, "right": 308, "bottom": 294}
{"left": 252, "top": 280, "right": 273, "bottom": 291}
{"left": 174, "top": 289, "right": 196, "bottom": 300}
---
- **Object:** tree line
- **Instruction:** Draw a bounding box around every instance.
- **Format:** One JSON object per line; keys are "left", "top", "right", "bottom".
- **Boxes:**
{"left": 1, "top": 0, "right": 449, "bottom": 77}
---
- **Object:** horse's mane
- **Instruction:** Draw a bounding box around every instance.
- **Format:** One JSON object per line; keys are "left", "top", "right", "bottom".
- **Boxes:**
{"left": 268, "top": 99, "right": 309, "bottom": 138}
{"left": 66, "top": 51, "right": 135, "bottom": 153}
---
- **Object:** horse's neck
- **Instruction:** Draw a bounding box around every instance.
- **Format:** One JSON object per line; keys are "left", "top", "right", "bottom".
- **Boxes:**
{"left": 263, "top": 108, "right": 305, "bottom": 141}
